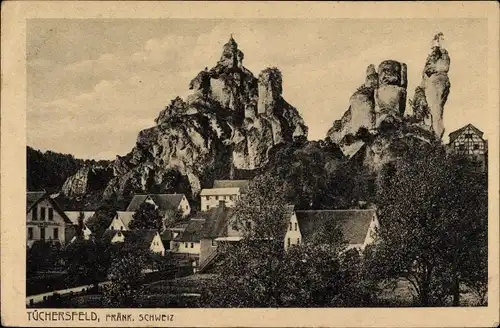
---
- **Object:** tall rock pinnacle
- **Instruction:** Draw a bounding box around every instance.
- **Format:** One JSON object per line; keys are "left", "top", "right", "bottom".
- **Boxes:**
{"left": 409, "top": 32, "right": 451, "bottom": 138}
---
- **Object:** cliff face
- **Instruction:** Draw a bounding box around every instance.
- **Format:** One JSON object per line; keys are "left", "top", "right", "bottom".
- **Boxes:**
{"left": 86, "top": 36, "right": 307, "bottom": 200}
{"left": 326, "top": 33, "right": 451, "bottom": 173}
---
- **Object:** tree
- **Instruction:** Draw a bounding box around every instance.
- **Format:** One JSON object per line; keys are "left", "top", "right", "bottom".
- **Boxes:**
{"left": 27, "top": 240, "right": 62, "bottom": 274}
{"left": 86, "top": 208, "right": 116, "bottom": 239}
{"left": 373, "top": 142, "right": 488, "bottom": 306}
{"left": 204, "top": 174, "right": 290, "bottom": 307}
{"left": 102, "top": 252, "right": 146, "bottom": 307}
{"left": 129, "top": 202, "right": 163, "bottom": 231}
{"left": 63, "top": 239, "right": 110, "bottom": 290}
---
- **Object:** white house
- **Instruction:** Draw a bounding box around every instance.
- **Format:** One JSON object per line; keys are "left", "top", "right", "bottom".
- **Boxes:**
{"left": 126, "top": 193, "right": 191, "bottom": 218}
{"left": 26, "top": 191, "right": 75, "bottom": 247}
{"left": 170, "top": 218, "right": 205, "bottom": 256}
{"left": 293, "top": 209, "right": 379, "bottom": 251}
{"left": 65, "top": 211, "right": 95, "bottom": 241}
{"left": 200, "top": 180, "right": 250, "bottom": 211}
{"left": 107, "top": 211, "right": 135, "bottom": 231}
{"left": 103, "top": 229, "right": 165, "bottom": 256}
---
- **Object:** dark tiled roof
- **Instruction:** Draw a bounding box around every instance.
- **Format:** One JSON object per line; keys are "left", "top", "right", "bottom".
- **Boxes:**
{"left": 101, "top": 229, "right": 118, "bottom": 243}
{"left": 121, "top": 229, "right": 158, "bottom": 249}
{"left": 295, "top": 209, "right": 376, "bottom": 245}
{"left": 160, "top": 230, "right": 174, "bottom": 242}
{"left": 201, "top": 206, "right": 235, "bottom": 239}
{"left": 27, "top": 191, "right": 46, "bottom": 209}
{"left": 126, "top": 194, "right": 184, "bottom": 213}
{"left": 213, "top": 180, "right": 250, "bottom": 192}
{"left": 174, "top": 219, "right": 206, "bottom": 242}
{"left": 26, "top": 191, "right": 73, "bottom": 224}
{"left": 448, "top": 124, "right": 484, "bottom": 143}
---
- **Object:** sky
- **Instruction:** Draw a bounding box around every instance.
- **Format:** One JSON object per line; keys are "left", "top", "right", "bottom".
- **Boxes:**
{"left": 27, "top": 18, "right": 490, "bottom": 160}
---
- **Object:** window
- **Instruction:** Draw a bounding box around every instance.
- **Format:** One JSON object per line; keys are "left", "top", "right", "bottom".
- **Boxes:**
{"left": 465, "top": 133, "right": 473, "bottom": 138}
{"left": 206, "top": 205, "right": 210, "bottom": 210}
{"left": 185, "top": 243, "right": 188, "bottom": 248}
{"left": 294, "top": 223, "right": 297, "bottom": 231}
{"left": 206, "top": 196, "right": 209, "bottom": 201}
{"left": 190, "top": 243, "right": 194, "bottom": 248}
{"left": 245, "top": 221, "right": 251, "bottom": 230}
{"left": 40, "top": 228, "right": 45, "bottom": 240}
{"left": 110, "top": 226, "right": 114, "bottom": 231}
{"left": 28, "top": 227, "right": 33, "bottom": 240}
{"left": 48, "top": 208, "right": 54, "bottom": 220}
{"left": 53, "top": 228, "right": 59, "bottom": 239}
{"left": 287, "top": 238, "right": 291, "bottom": 247}
{"left": 297, "top": 238, "right": 300, "bottom": 244}
{"left": 32, "top": 207, "right": 38, "bottom": 221}
{"left": 212, "top": 239, "right": 217, "bottom": 246}
{"left": 216, "top": 196, "right": 219, "bottom": 200}
{"left": 458, "top": 144, "right": 465, "bottom": 150}
{"left": 289, "top": 222, "right": 292, "bottom": 231}
{"left": 474, "top": 144, "right": 480, "bottom": 150}
{"left": 120, "top": 226, "right": 123, "bottom": 231}
{"left": 229, "top": 195, "right": 234, "bottom": 200}
{"left": 40, "top": 207, "right": 46, "bottom": 221}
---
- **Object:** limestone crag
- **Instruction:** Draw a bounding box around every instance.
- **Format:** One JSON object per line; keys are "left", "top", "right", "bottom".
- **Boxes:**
{"left": 409, "top": 33, "right": 450, "bottom": 138}
{"left": 97, "top": 36, "right": 307, "bottom": 200}
{"left": 62, "top": 165, "right": 113, "bottom": 199}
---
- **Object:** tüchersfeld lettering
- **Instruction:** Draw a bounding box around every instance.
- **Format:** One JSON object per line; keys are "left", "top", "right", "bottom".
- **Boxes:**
{"left": 27, "top": 311, "right": 99, "bottom": 322}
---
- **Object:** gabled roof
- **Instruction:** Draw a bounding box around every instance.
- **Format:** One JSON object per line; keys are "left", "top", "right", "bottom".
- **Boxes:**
{"left": 201, "top": 206, "right": 236, "bottom": 239}
{"left": 448, "top": 124, "right": 484, "bottom": 143}
{"left": 295, "top": 209, "right": 376, "bottom": 245}
{"left": 200, "top": 188, "right": 240, "bottom": 196}
{"left": 121, "top": 229, "right": 159, "bottom": 250}
{"left": 174, "top": 219, "right": 206, "bottom": 242}
{"left": 64, "top": 211, "right": 95, "bottom": 225}
{"left": 213, "top": 180, "right": 250, "bottom": 192}
{"left": 126, "top": 194, "right": 185, "bottom": 213}
{"left": 26, "top": 191, "right": 73, "bottom": 224}
{"left": 115, "top": 211, "right": 135, "bottom": 229}
{"left": 27, "top": 191, "right": 46, "bottom": 209}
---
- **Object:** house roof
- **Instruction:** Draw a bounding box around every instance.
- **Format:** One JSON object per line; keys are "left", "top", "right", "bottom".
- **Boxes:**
{"left": 213, "top": 180, "right": 250, "bottom": 192}
{"left": 200, "top": 188, "right": 241, "bottom": 196}
{"left": 295, "top": 209, "right": 376, "bottom": 245}
{"left": 201, "top": 206, "right": 236, "bottom": 239}
{"left": 26, "top": 191, "right": 73, "bottom": 224}
{"left": 121, "top": 229, "right": 159, "bottom": 250}
{"left": 64, "top": 211, "right": 95, "bottom": 225}
{"left": 126, "top": 194, "right": 185, "bottom": 212}
{"left": 174, "top": 219, "right": 206, "bottom": 242}
{"left": 27, "top": 191, "right": 46, "bottom": 209}
{"left": 448, "top": 124, "right": 484, "bottom": 143}
{"left": 115, "top": 211, "right": 135, "bottom": 229}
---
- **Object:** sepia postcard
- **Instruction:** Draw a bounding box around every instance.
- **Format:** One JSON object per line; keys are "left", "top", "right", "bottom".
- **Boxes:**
{"left": 1, "top": 1, "right": 499, "bottom": 327}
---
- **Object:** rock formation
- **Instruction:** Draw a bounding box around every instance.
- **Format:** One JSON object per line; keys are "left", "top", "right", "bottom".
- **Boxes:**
{"left": 409, "top": 32, "right": 450, "bottom": 138}
{"left": 62, "top": 165, "right": 113, "bottom": 198}
{"left": 72, "top": 35, "right": 309, "bottom": 200}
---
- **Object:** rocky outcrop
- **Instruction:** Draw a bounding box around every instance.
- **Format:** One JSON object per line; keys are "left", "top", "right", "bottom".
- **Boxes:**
{"left": 62, "top": 165, "right": 113, "bottom": 199}
{"left": 408, "top": 33, "right": 450, "bottom": 138}
{"left": 96, "top": 36, "right": 307, "bottom": 200}
{"left": 327, "top": 59, "right": 407, "bottom": 144}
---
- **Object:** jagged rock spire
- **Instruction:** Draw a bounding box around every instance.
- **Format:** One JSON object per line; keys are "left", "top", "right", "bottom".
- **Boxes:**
{"left": 219, "top": 34, "right": 244, "bottom": 68}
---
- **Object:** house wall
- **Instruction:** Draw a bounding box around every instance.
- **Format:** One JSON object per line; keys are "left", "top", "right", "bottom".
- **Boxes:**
{"left": 200, "top": 238, "right": 217, "bottom": 263}
{"left": 178, "top": 196, "right": 191, "bottom": 217}
{"left": 108, "top": 217, "right": 127, "bottom": 231}
{"left": 26, "top": 199, "right": 68, "bottom": 247}
{"left": 362, "top": 214, "right": 380, "bottom": 249}
{"left": 201, "top": 193, "right": 240, "bottom": 211}
{"left": 110, "top": 231, "right": 125, "bottom": 243}
{"left": 170, "top": 241, "right": 201, "bottom": 255}
{"left": 150, "top": 234, "right": 166, "bottom": 256}
{"left": 283, "top": 213, "right": 301, "bottom": 250}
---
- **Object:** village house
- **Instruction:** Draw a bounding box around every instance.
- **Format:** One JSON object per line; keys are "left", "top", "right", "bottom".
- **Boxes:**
{"left": 200, "top": 180, "right": 249, "bottom": 211}
{"left": 64, "top": 211, "right": 95, "bottom": 241}
{"left": 107, "top": 211, "right": 135, "bottom": 231}
{"left": 126, "top": 193, "right": 191, "bottom": 218}
{"left": 293, "top": 209, "right": 379, "bottom": 251}
{"left": 102, "top": 229, "right": 165, "bottom": 256}
{"left": 160, "top": 222, "right": 189, "bottom": 251}
{"left": 447, "top": 124, "right": 488, "bottom": 172}
{"left": 26, "top": 191, "right": 76, "bottom": 247}
{"left": 170, "top": 218, "right": 206, "bottom": 259}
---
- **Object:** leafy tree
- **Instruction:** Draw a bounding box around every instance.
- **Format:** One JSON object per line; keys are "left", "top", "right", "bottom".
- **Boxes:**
{"left": 27, "top": 240, "right": 62, "bottom": 274}
{"left": 63, "top": 239, "right": 110, "bottom": 290}
{"left": 129, "top": 202, "right": 163, "bottom": 231}
{"left": 102, "top": 252, "right": 146, "bottom": 307}
{"left": 86, "top": 208, "right": 116, "bottom": 239}
{"left": 373, "top": 142, "right": 488, "bottom": 306}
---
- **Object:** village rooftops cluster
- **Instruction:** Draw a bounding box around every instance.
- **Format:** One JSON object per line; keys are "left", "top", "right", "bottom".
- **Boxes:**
{"left": 26, "top": 178, "right": 380, "bottom": 273}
